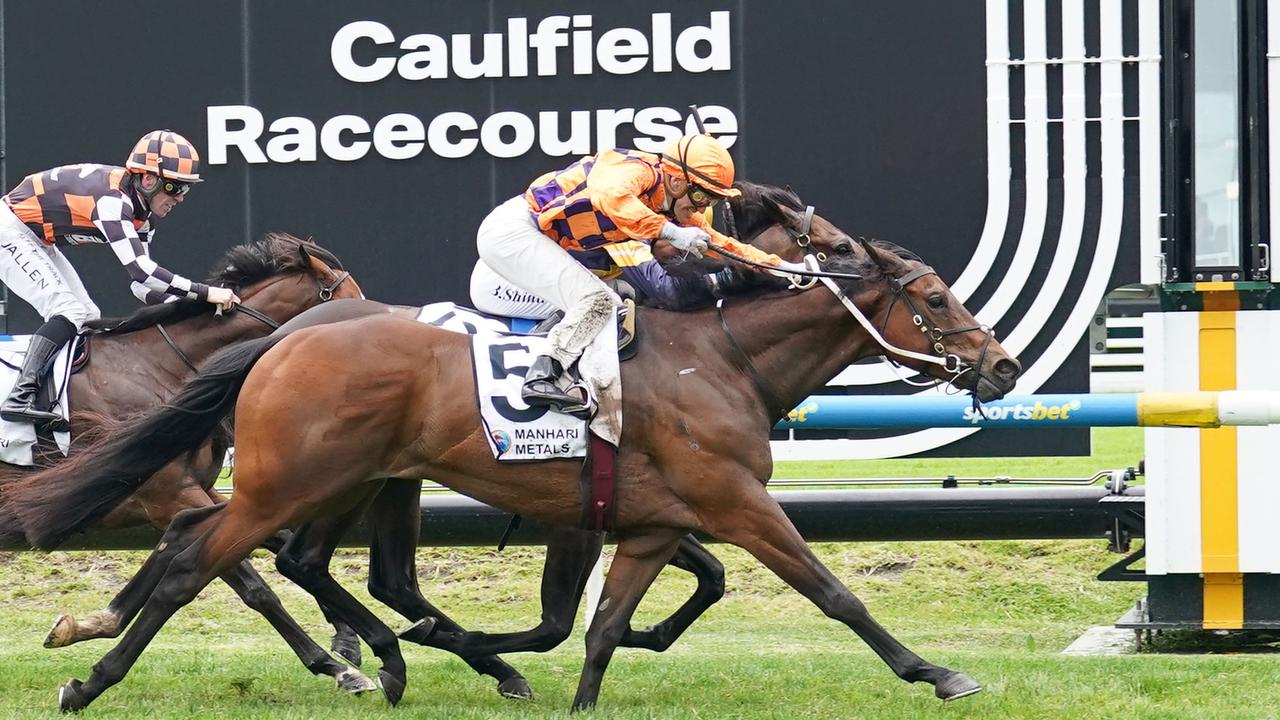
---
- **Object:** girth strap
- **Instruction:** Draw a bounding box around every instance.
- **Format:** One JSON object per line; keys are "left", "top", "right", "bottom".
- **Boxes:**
{"left": 578, "top": 432, "right": 617, "bottom": 532}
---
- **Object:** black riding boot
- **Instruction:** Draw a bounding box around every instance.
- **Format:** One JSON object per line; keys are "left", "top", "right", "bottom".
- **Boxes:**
{"left": 1, "top": 335, "right": 67, "bottom": 427}
{"left": 521, "top": 355, "right": 584, "bottom": 412}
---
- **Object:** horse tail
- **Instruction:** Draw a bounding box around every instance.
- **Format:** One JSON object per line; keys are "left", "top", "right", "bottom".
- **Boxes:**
{"left": 0, "top": 334, "right": 285, "bottom": 550}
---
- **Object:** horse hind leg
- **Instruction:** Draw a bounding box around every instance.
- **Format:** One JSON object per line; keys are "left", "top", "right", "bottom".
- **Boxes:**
{"left": 45, "top": 502, "right": 225, "bottom": 649}
{"left": 219, "top": 558, "right": 376, "bottom": 694}
{"left": 366, "top": 478, "right": 533, "bottom": 700}
{"left": 705, "top": 483, "right": 980, "bottom": 702}
{"left": 57, "top": 501, "right": 280, "bottom": 712}
{"left": 264, "top": 528, "right": 363, "bottom": 669}
{"left": 273, "top": 487, "right": 410, "bottom": 707}
{"left": 620, "top": 533, "right": 725, "bottom": 652}
{"left": 406, "top": 524, "right": 602, "bottom": 663}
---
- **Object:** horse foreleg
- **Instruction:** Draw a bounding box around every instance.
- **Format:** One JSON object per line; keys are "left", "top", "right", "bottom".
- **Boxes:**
{"left": 366, "top": 478, "right": 533, "bottom": 699}
{"left": 571, "top": 530, "right": 683, "bottom": 712}
{"left": 620, "top": 534, "right": 725, "bottom": 651}
{"left": 706, "top": 483, "right": 981, "bottom": 702}
{"left": 273, "top": 484, "right": 410, "bottom": 706}
{"left": 408, "top": 524, "right": 602, "bottom": 660}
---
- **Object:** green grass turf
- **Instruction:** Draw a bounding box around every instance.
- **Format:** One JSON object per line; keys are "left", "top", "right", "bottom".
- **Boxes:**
{"left": 2, "top": 428, "right": 1272, "bottom": 719}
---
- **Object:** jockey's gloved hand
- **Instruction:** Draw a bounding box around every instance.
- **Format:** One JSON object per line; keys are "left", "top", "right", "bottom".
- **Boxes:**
{"left": 660, "top": 222, "right": 710, "bottom": 259}
{"left": 207, "top": 286, "right": 241, "bottom": 312}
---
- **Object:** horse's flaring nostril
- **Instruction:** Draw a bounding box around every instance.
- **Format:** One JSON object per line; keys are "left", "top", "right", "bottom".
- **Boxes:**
{"left": 994, "top": 358, "right": 1021, "bottom": 380}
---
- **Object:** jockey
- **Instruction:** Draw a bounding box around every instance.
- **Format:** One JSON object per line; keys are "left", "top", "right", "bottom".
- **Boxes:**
{"left": 0, "top": 130, "right": 241, "bottom": 427}
{"left": 476, "top": 132, "right": 801, "bottom": 412}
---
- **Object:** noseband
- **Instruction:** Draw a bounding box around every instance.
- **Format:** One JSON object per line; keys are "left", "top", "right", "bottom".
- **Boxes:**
{"left": 875, "top": 265, "right": 995, "bottom": 383}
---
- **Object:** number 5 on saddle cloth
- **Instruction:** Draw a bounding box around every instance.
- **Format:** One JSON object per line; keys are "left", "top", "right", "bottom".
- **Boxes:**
{"left": 415, "top": 299, "right": 636, "bottom": 463}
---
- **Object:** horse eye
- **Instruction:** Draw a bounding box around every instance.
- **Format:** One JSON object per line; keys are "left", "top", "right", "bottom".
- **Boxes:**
{"left": 836, "top": 243, "right": 852, "bottom": 255}
{"left": 927, "top": 294, "right": 946, "bottom": 309}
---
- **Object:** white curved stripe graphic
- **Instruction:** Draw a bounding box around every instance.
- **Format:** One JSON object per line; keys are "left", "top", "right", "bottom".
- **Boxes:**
{"left": 971, "top": 0, "right": 1048, "bottom": 329}
{"left": 948, "top": 0, "right": 1012, "bottom": 304}
{"left": 773, "top": 0, "right": 1135, "bottom": 460}
{"left": 1000, "top": 0, "right": 1086, "bottom": 354}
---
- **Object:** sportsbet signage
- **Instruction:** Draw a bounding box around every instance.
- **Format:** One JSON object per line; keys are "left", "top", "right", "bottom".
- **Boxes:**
{"left": 207, "top": 12, "right": 738, "bottom": 165}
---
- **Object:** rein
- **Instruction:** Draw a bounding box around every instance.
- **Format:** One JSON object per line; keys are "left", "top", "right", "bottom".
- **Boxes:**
{"left": 712, "top": 205, "right": 1001, "bottom": 417}
{"left": 151, "top": 268, "right": 348, "bottom": 373}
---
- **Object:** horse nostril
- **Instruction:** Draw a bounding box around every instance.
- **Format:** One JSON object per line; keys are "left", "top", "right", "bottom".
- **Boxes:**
{"left": 994, "top": 358, "right": 1021, "bottom": 380}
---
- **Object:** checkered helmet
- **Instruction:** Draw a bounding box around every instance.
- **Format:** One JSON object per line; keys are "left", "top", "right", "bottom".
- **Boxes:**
{"left": 125, "top": 130, "right": 202, "bottom": 182}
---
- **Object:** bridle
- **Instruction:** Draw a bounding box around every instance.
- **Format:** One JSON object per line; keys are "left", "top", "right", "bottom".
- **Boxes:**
{"left": 714, "top": 199, "right": 999, "bottom": 416}
{"left": 155, "top": 266, "right": 351, "bottom": 373}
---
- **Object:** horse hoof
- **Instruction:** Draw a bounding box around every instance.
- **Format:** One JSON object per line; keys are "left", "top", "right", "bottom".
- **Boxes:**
{"left": 398, "top": 617, "right": 438, "bottom": 645}
{"left": 58, "top": 678, "right": 86, "bottom": 713}
{"left": 377, "top": 669, "right": 406, "bottom": 707}
{"left": 935, "top": 671, "right": 982, "bottom": 701}
{"left": 45, "top": 615, "right": 77, "bottom": 649}
{"left": 497, "top": 676, "right": 533, "bottom": 700}
{"left": 336, "top": 668, "right": 377, "bottom": 694}
{"left": 332, "top": 636, "right": 362, "bottom": 668}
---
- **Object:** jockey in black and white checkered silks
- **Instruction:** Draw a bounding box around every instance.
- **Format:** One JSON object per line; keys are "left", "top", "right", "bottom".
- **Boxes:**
{"left": 0, "top": 130, "right": 241, "bottom": 428}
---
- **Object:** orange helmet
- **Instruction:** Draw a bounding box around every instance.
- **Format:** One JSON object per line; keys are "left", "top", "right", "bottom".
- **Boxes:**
{"left": 660, "top": 133, "right": 741, "bottom": 198}
{"left": 125, "top": 130, "right": 203, "bottom": 183}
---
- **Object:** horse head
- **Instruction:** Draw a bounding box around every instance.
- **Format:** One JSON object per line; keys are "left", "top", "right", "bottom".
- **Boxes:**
{"left": 220, "top": 233, "right": 364, "bottom": 324}
{"left": 727, "top": 182, "right": 855, "bottom": 264}
{"left": 830, "top": 237, "right": 1020, "bottom": 402}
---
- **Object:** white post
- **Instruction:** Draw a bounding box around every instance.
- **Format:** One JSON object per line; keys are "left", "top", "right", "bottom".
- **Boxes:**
{"left": 582, "top": 548, "right": 606, "bottom": 629}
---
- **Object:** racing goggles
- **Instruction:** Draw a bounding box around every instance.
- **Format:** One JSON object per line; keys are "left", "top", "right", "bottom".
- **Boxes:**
{"left": 160, "top": 179, "right": 192, "bottom": 197}
{"left": 685, "top": 183, "right": 718, "bottom": 208}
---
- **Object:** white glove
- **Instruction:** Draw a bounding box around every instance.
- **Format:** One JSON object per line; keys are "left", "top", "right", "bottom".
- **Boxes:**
{"left": 207, "top": 286, "right": 241, "bottom": 312}
{"left": 659, "top": 222, "right": 710, "bottom": 259}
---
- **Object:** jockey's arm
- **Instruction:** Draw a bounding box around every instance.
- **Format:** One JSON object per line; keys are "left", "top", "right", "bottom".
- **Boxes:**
{"left": 94, "top": 193, "right": 211, "bottom": 304}
{"left": 683, "top": 212, "right": 786, "bottom": 268}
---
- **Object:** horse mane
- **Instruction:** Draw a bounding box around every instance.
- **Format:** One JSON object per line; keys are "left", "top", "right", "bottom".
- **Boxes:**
{"left": 726, "top": 181, "right": 806, "bottom": 241}
{"left": 83, "top": 232, "right": 335, "bottom": 335}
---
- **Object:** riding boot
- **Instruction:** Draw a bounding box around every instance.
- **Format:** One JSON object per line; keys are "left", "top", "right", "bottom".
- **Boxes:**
{"left": 1, "top": 335, "right": 67, "bottom": 427}
{"left": 521, "top": 355, "right": 584, "bottom": 412}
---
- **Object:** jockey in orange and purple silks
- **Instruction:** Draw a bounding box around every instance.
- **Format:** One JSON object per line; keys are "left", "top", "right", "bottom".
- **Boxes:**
{"left": 470, "top": 238, "right": 725, "bottom": 320}
{"left": 475, "top": 132, "right": 805, "bottom": 412}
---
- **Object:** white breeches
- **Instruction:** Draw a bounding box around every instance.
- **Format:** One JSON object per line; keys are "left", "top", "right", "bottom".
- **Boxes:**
{"left": 0, "top": 204, "right": 99, "bottom": 328}
{"left": 476, "top": 196, "right": 620, "bottom": 366}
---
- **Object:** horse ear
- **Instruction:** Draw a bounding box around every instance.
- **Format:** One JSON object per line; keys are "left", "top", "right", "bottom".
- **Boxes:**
{"left": 858, "top": 236, "right": 889, "bottom": 271}
{"left": 298, "top": 244, "right": 313, "bottom": 266}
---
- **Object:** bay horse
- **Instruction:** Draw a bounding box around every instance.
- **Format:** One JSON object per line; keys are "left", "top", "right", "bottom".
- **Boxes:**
{"left": 0, "top": 232, "right": 375, "bottom": 692}
{"left": 5, "top": 226, "right": 1020, "bottom": 712}
{"left": 37, "top": 182, "right": 846, "bottom": 699}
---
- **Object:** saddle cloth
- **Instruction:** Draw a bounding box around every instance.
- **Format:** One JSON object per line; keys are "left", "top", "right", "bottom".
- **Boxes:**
{"left": 0, "top": 335, "right": 75, "bottom": 466}
{"left": 416, "top": 302, "right": 621, "bottom": 461}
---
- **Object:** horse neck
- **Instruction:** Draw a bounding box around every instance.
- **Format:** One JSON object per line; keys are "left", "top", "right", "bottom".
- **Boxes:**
{"left": 716, "top": 284, "right": 885, "bottom": 417}
{"left": 148, "top": 274, "right": 314, "bottom": 366}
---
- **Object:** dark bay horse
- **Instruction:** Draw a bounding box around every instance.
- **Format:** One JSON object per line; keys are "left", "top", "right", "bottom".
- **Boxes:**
{"left": 0, "top": 232, "right": 374, "bottom": 692}
{"left": 5, "top": 227, "right": 1020, "bottom": 712}
{"left": 34, "top": 182, "right": 848, "bottom": 700}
